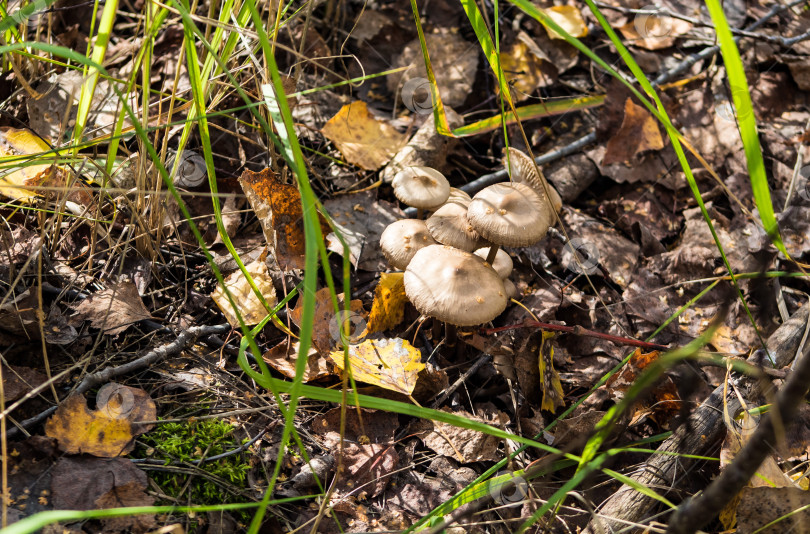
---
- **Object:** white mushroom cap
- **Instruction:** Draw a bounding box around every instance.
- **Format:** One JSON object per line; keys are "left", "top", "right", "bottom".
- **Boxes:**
{"left": 467, "top": 182, "right": 552, "bottom": 247}
{"left": 392, "top": 166, "right": 451, "bottom": 210}
{"left": 404, "top": 245, "right": 507, "bottom": 326}
{"left": 426, "top": 202, "right": 481, "bottom": 251}
{"left": 503, "top": 278, "right": 517, "bottom": 299}
{"left": 502, "top": 147, "right": 562, "bottom": 216}
{"left": 380, "top": 219, "right": 438, "bottom": 270}
{"left": 474, "top": 247, "right": 513, "bottom": 278}
{"left": 446, "top": 187, "right": 472, "bottom": 206}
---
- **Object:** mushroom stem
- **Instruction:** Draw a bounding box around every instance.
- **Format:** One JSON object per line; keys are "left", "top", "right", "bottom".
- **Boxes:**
{"left": 432, "top": 318, "right": 442, "bottom": 341}
{"left": 485, "top": 245, "right": 500, "bottom": 265}
{"left": 416, "top": 208, "right": 424, "bottom": 219}
{"left": 445, "top": 323, "right": 457, "bottom": 348}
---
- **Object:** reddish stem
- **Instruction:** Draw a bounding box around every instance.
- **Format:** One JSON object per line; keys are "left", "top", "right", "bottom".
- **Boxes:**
{"left": 482, "top": 320, "right": 670, "bottom": 351}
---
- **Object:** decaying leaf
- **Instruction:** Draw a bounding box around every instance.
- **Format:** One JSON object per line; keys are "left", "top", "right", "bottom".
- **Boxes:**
{"left": 736, "top": 487, "right": 810, "bottom": 534}
{"left": 499, "top": 32, "right": 557, "bottom": 97}
{"left": 606, "top": 348, "right": 680, "bottom": 427}
{"left": 71, "top": 281, "right": 152, "bottom": 335}
{"left": 312, "top": 407, "right": 399, "bottom": 444}
{"left": 290, "top": 287, "right": 366, "bottom": 355}
{"left": 412, "top": 408, "right": 506, "bottom": 463}
{"left": 321, "top": 101, "right": 407, "bottom": 170}
{"left": 262, "top": 340, "right": 333, "bottom": 382}
{"left": 539, "top": 331, "right": 565, "bottom": 412}
{"left": 364, "top": 272, "right": 408, "bottom": 335}
{"left": 542, "top": 5, "right": 588, "bottom": 40}
{"left": 339, "top": 441, "right": 398, "bottom": 498}
{"left": 603, "top": 98, "right": 665, "bottom": 165}
{"left": 239, "top": 167, "right": 324, "bottom": 271}
{"left": 329, "top": 337, "right": 425, "bottom": 395}
{"left": 2, "top": 364, "right": 47, "bottom": 403}
{"left": 721, "top": 412, "right": 795, "bottom": 488}
{"left": 45, "top": 383, "right": 156, "bottom": 457}
{"left": 51, "top": 456, "right": 155, "bottom": 532}
{"left": 211, "top": 259, "right": 278, "bottom": 327}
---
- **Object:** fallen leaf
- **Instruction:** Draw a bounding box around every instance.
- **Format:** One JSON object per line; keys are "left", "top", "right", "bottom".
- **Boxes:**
{"left": 238, "top": 167, "right": 326, "bottom": 271}
{"left": 618, "top": 12, "right": 691, "bottom": 51}
{"left": 606, "top": 348, "right": 680, "bottom": 427}
{"left": 312, "top": 407, "right": 399, "bottom": 444}
{"left": 542, "top": 5, "right": 588, "bottom": 40}
{"left": 71, "top": 281, "right": 153, "bottom": 335}
{"left": 321, "top": 101, "right": 407, "bottom": 170}
{"left": 499, "top": 32, "right": 557, "bottom": 97}
{"left": 329, "top": 337, "right": 425, "bottom": 395}
{"left": 412, "top": 407, "right": 506, "bottom": 463}
{"left": 364, "top": 272, "right": 408, "bottom": 335}
{"left": 539, "top": 331, "right": 565, "bottom": 412}
{"left": 51, "top": 456, "right": 155, "bottom": 532}
{"left": 323, "top": 190, "right": 404, "bottom": 270}
{"left": 603, "top": 98, "right": 665, "bottom": 165}
{"left": 290, "top": 287, "right": 366, "bottom": 355}
{"left": 211, "top": 259, "right": 278, "bottom": 327}
{"left": 737, "top": 487, "right": 810, "bottom": 534}
{"left": 262, "top": 340, "right": 333, "bottom": 382}
{"left": 337, "top": 441, "right": 398, "bottom": 498}
{"left": 45, "top": 383, "right": 156, "bottom": 457}
{"left": 721, "top": 412, "right": 795, "bottom": 488}
{"left": 5, "top": 436, "right": 58, "bottom": 520}
{"left": 2, "top": 364, "right": 47, "bottom": 403}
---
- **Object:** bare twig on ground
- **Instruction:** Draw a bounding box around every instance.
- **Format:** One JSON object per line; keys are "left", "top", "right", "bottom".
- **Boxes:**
{"left": 583, "top": 305, "right": 810, "bottom": 534}
{"left": 6, "top": 324, "right": 230, "bottom": 439}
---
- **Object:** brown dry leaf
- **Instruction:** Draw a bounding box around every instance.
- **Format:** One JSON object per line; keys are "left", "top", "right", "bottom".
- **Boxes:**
{"left": 45, "top": 383, "right": 156, "bottom": 457}
{"left": 323, "top": 190, "right": 403, "bottom": 270}
{"left": 211, "top": 259, "right": 278, "bottom": 327}
{"left": 603, "top": 98, "right": 664, "bottom": 165}
{"left": 412, "top": 408, "right": 505, "bottom": 463}
{"left": 606, "top": 348, "right": 681, "bottom": 427}
{"left": 618, "top": 13, "right": 691, "bottom": 50}
{"left": 499, "top": 32, "right": 557, "bottom": 97}
{"left": 321, "top": 101, "right": 406, "bottom": 170}
{"left": 262, "top": 340, "right": 333, "bottom": 382}
{"left": 290, "top": 287, "right": 365, "bottom": 355}
{"left": 542, "top": 5, "right": 588, "bottom": 40}
{"left": 312, "top": 407, "right": 399, "bottom": 444}
{"left": 721, "top": 412, "right": 795, "bottom": 488}
{"left": 337, "top": 441, "right": 398, "bottom": 498}
{"left": 2, "top": 364, "right": 47, "bottom": 403}
{"left": 539, "top": 332, "right": 565, "bottom": 412}
{"left": 72, "top": 281, "right": 152, "bottom": 335}
{"left": 364, "top": 272, "right": 408, "bottom": 335}
{"left": 329, "top": 337, "right": 425, "bottom": 395}
{"left": 51, "top": 456, "right": 155, "bottom": 532}
{"left": 238, "top": 167, "right": 325, "bottom": 271}
{"left": 737, "top": 487, "right": 810, "bottom": 534}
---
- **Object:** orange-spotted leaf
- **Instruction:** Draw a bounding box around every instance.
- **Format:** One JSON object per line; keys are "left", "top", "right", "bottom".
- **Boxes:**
{"left": 329, "top": 338, "right": 425, "bottom": 395}
{"left": 606, "top": 348, "right": 681, "bottom": 426}
{"left": 211, "top": 259, "right": 278, "bottom": 327}
{"left": 45, "top": 383, "right": 156, "bottom": 457}
{"left": 364, "top": 272, "right": 407, "bottom": 335}
{"left": 290, "top": 287, "right": 366, "bottom": 354}
{"left": 321, "top": 101, "right": 407, "bottom": 170}
{"left": 538, "top": 331, "right": 565, "bottom": 412}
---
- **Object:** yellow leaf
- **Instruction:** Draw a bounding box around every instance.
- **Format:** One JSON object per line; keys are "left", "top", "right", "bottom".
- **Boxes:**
{"left": 329, "top": 338, "right": 425, "bottom": 395}
{"left": 538, "top": 331, "right": 565, "bottom": 412}
{"left": 212, "top": 259, "right": 278, "bottom": 327}
{"left": 44, "top": 383, "right": 156, "bottom": 457}
{"left": 321, "top": 101, "right": 407, "bottom": 170}
{"left": 542, "top": 6, "right": 588, "bottom": 40}
{"left": 0, "top": 127, "right": 59, "bottom": 202}
{"left": 364, "top": 272, "right": 408, "bottom": 335}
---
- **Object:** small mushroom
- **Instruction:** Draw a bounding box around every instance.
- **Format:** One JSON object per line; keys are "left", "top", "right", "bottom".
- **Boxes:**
{"left": 474, "top": 247, "right": 513, "bottom": 279}
{"left": 502, "top": 147, "right": 562, "bottom": 216}
{"left": 426, "top": 202, "right": 481, "bottom": 251}
{"left": 392, "top": 166, "right": 450, "bottom": 218}
{"left": 467, "top": 182, "right": 552, "bottom": 264}
{"left": 404, "top": 245, "right": 507, "bottom": 346}
{"left": 380, "top": 219, "right": 438, "bottom": 270}
{"left": 503, "top": 278, "right": 517, "bottom": 299}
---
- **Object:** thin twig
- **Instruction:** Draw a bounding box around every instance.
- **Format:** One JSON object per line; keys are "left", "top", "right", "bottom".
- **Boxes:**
{"left": 483, "top": 319, "right": 670, "bottom": 351}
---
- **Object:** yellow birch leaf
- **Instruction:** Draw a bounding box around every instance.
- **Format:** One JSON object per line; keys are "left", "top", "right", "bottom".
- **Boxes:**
{"left": 542, "top": 6, "right": 588, "bottom": 40}
{"left": 0, "top": 127, "right": 61, "bottom": 202}
{"left": 329, "top": 337, "right": 425, "bottom": 395}
{"left": 538, "top": 331, "right": 565, "bottom": 412}
{"left": 321, "top": 101, "right": 407, "bottom": 170}
{"left": 364, "top": 272, "right": 408, "bottom": 335}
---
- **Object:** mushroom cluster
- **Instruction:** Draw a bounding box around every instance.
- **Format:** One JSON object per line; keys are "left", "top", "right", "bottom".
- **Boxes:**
{"left": 380, "top": 161, "right": 560, "bottom": 347}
